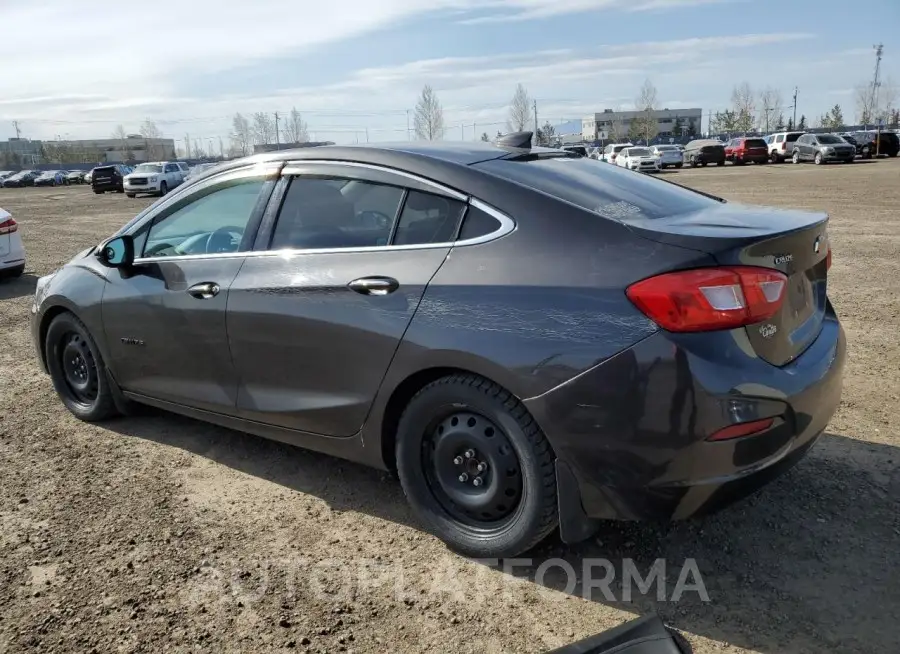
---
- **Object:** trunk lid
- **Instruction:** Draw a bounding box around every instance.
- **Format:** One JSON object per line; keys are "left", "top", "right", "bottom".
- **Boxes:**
{"left": 625, "top": 203, "right": 829, "bottom": 366}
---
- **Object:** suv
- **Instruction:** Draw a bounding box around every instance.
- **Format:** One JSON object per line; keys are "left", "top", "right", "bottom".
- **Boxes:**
{"left": 724, "top": 137, "right": 769, "bottom": 165}
{"left": 790, "top": 133, "right": 857, "bottom": 164}
{"left": 765, "top": 131, "right": 806, "bottom": 163}
{"left": 683, "top": 139, "right": 726, "bottom": 167}
{"left": 124, "top": 161, "right": 188, "bottom": 197}
{"left": 91, "top": 164, "right": 128, "bottom": 194}
{"left": 601, "top": 142, "right": 634, "bottom": 164}
{"left": 844, "top": 130, "right": 899, "bottom": 158}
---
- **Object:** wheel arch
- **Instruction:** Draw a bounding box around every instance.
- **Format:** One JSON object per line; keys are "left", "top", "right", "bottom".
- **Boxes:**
{"left": 37, "top": 304, "right": 78, "bottom": 372}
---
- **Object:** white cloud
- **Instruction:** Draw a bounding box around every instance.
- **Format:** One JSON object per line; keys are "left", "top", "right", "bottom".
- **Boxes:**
{"left": 459, "top": 0, "right": 732, "bottom": 23}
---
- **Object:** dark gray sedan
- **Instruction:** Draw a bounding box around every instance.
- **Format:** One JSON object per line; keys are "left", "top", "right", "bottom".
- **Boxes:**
{"left": 31, "top": 134, "right": 846, "bottom": 558}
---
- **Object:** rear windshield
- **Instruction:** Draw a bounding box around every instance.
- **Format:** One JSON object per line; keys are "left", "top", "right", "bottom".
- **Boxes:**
{"left": 628, "top": 148, "right": 651, "bottom": 156}
{"left": 655, "top": 145, "right": 677, "bottom": 151}
{"left": 475, "top": 156, "right": 718, "bottom": 222}
{"left": 817, "top": 135, "right": 844, "bottom": 144}
{"left": 564, "top": 146, "right": 587, "bottom": 155}
{"left": 744, "top": 139, "right": 767, "bottom": 148}
{"left": 701, "top": 144, "right": 725, "bottom": 152}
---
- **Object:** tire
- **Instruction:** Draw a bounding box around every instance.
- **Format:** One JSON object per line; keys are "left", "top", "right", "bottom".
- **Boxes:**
{"left": 1, "top": 263, "right": 25, "bottom": 278}
{"left": 675, "top": 163, "right": 683, "bottom": 168}
{"left": 395, "top": 374, "right": 557, "bottom": 558}
{"left": 45, "top": 312, "right": 119, "bottom": 422}
{"left": 814, "top": 152, "right": 823, "bottom": 165}
{"left": 862, "top": 146, "right": 871, "bottom": 159}
{"left": 701, "top": 161, "right": 708, "bottom": 167}
{"left": 770, "top": 152, "right": 780, "bottom": 163}
{"left": 844, "top": 158, "right": 854, "bottom": 164}
{"left": 689, "top": 156, "right": 698, "bottom": 168}
{"left": 159, "top": 182, "right": 168, "bottom": 197}
{"left": 93, "top": 189, "right": 102, "bottom": 194}
{"left": 126, "top": 193, "right": 136, "bottom": 198}
{"left": 792, "top": 150, "right": 800, "bottom": 164}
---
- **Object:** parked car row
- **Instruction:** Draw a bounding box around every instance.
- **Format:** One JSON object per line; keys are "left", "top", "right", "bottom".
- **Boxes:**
{"left": 1, "top": 161, "right": 195, "bottom": 197}
{"left": 582, "top": 129, "right": 899, "bottom": 174}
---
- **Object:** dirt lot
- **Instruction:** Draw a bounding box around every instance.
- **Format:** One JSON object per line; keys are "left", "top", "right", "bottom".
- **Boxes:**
{"left": 1, "top": 161, "right": 898, "bottom": 654}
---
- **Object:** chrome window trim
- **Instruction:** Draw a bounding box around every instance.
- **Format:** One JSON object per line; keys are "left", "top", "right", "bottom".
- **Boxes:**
{"left": 131, "top": 197, "right": 515, "bottom": 264}
{"left": 281, "top": 160, "right": 468, "bottom": 202}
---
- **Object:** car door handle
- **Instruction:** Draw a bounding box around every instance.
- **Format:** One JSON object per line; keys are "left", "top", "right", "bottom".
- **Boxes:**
{"left": 187, "top": 282, "right": 220, "bottom": 299}
{"left": 348, "top": 276, "right": 399, "bottom": 296}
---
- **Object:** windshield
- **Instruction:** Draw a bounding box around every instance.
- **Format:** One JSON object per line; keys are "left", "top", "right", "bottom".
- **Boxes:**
{"left": 818, "top": 135, "right": 844, "bottom": 144}
{"left": 475, "top": 156, "right": 717, "bottom": 222}
{"left": 628, "top": 148, "right": 651, "bottom": 156}
{"left": 133, "top": 164, "right": 163, "bottom": 174}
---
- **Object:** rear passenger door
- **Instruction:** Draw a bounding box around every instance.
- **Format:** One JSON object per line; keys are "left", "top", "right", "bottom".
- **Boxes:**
{"left": 226, "top": 162, "right": 468, "bottom": 437}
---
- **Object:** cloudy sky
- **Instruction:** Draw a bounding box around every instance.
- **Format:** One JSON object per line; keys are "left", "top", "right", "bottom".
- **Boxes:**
{"left": 1, "top": 0, "right": 897, "bottom": 149}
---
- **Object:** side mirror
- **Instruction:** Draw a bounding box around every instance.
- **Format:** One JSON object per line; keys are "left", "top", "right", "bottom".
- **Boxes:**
{"left": 96, "top": 235, "right": 135, "bottom": 267}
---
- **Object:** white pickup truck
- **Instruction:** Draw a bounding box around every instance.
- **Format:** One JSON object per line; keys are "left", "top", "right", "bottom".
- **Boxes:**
{"left": 123, "top": 161, "right": 189, "bottom": 197}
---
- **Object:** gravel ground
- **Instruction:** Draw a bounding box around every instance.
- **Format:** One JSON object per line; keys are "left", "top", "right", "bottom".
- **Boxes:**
{"left": 1, "top": 160, "right": 898, "bottom": 654}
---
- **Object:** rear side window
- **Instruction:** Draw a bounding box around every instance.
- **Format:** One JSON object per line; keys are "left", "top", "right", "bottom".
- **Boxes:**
{"left": 786, "top": 133, "right": 802, "bottom": 143}
{"left": 475, "top": 156, "right": 717, "bottom": 222}
{"left": 393, "top": 191, "right": 466, "bottom": 245}
{"left": 458, "top": 206, "right": 501, "bottom": 241}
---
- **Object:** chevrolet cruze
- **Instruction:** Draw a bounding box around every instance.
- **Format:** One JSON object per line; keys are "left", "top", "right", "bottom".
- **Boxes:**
{"left": 31, "top": 134, "right": 846, "bottom": 557}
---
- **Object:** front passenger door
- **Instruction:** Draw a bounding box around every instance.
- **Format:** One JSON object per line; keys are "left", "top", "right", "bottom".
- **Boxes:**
{"left": 102, "top": 167, "right": 276, "bottom": 413}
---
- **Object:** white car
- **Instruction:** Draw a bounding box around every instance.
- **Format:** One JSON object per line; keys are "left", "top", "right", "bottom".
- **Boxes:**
{"left": 649, "top": 145, "right": 684, "bottom": 169}
{"left": 0, "top": 207, "right": 26, "bottom": 278}
{"left": 615, "top": 147, "right": 660, "bottom": 173}
{"left": 600, "top": 142, "right": 634, "bottom": 163}
{"left": 124, "top": 161, "right": 189, "bottom": 197}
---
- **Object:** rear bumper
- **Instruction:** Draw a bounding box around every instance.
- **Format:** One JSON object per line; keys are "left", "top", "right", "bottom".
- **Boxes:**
{"left": 526, "top": 306, "right": 846, "bottom": 524}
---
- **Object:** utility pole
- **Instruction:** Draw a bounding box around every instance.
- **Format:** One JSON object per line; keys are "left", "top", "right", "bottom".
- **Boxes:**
{"left": 406, "top": 109, "right": 411, "bottom": 140}
{"left": 185, "top": 133, "right": 191, "bottom": 159}
{"left": 533, "top": 100, "right": 539, "bottom": 145}
{"left": 872, "top": 43, "right": 884, "bottom": 154}
{"left": 792, "top": 87, "right": 798, "bottom": 128}
{"left": 12, "top": 121, "right": 21, "bottom": 139}
{"left": 365, "top": 127, "right": 369, "bottom": 143}
{"left": 274, "top": 112, "right": 280, "bottom": 150}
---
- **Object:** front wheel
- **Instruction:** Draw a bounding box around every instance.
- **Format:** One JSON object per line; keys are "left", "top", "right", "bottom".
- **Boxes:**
{"left": 792, "top": 150, "right": 801, "bottom": 164}
{"left": 45, "top": 312, "right": 119, "bottom": 422}
{"left": 126, "top": 193, "right": 136, "bottom": 198}
{"left": 814, "top": 152, "right": 823, "bottom": 165}
{"left": 158, "top": 182, "right": 168, "bottom": 197}
{"left": 395, "top": 374, "right": 557, "bottom": 558}
{"left": 675, "top": 162, "right": 683, "bottom": 168}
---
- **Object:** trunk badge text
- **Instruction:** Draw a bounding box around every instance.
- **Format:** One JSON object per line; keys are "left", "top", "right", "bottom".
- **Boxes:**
{"left": 121, "top": 337, "right": 145, "bottom": 346}
{"left": 759, "top": 324, "right": 777, "bottom": 338}
{"left": 774, "top": 254, "right": 793, "bottom": 265}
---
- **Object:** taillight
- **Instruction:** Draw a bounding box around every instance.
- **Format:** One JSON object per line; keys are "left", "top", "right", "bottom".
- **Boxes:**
{"left": 626, "top": 266, "right": 787, "bottom": 332}
{"left": 0, "top": 217, "right": 17, "bottom": 235}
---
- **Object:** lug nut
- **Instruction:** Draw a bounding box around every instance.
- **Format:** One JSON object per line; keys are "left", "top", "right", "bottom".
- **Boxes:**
{"left": 453, "top": 456, "right": 464, "bottom": 465}
{"left": 464, "top": 449, "right": 475, "bottom": 459}
{"left": 476, "top": 462, "right": 487, "bottom": 473}
{"left": 472, "top": 477, "right": 483, "bottom": 487}
{"left": 458, "top": 473, "right": 469, "bottom": 482}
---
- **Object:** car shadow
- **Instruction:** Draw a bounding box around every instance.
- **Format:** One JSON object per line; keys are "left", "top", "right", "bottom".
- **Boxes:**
{"left": 0, "top": 273, "right": 38, "bottom": 300}
{"left": 105, "top": 412, "right": 898, "bottom": 654}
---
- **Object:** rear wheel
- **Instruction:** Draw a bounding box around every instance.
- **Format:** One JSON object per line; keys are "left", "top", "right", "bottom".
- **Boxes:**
{"left": 395, "top": 374, "right": 557, "bottom": 558}
{"left": 675, "top": 162, "right": 683, "bottom": 168}
{"left": 1, "top": 263, "right": 25, "bottom": 278}
{"left": 814, "top": 152, "right": 823, "bottom": 165}
{"left": 792, "top": 150, "right": 801, "bottom": 164}
{"left": 126, "top": 193, "right": 136, "bottom": 198}
{"left": 45, "top": 312, "right": 119, "bottom": 422}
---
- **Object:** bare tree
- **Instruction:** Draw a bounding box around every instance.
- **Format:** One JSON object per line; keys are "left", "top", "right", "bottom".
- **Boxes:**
{"left": 139, "top": 119, "right": 163, "bottom": 159}
{"left": 229, "top": 113, "right": 251, "bottom": 156}
{"left": 758, "top": 87, "right": 782, "bottom": 134}
{"left": 414, "top": 84, "right": 444, "bottom": 141}
{"left": 111, "top": 124, "right": 133, "bottom": 161}
{"left": 632, "top": 79, "right": 659, "bottom": 144}
{"left": 507, "top": 83, "right": 532, "bottom": 133}
{"left": 281, "top": 107, "right": 309, "bottom": 144}
{"left": 730, "top": 83, "right": 756, "bottom": 133}
{"left": 603, "top": 107, "right": 627, "bottom": 143}
{"left": 251, "top": 112, "right": 275, "bottom": 146}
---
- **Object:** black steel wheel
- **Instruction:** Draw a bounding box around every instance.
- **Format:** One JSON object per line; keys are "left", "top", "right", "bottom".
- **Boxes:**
{"left": 396, "top": 374, "right": 557, "bottom": 558}
{"left": 423, "top": 411, "right": 523, "bottom": 525}
{"left": 45, "top": 312, "right": 119, "bottom": 422}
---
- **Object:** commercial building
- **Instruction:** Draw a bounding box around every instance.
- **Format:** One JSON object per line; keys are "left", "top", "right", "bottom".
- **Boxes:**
{"left": 0, "top": 138, "right": 42, "bottom": 166}
{"left": 1, "top": 135, "right": 176, "bottom": 166}
{"left": 582, "top": 108, "right": 702, "bottom": 141}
